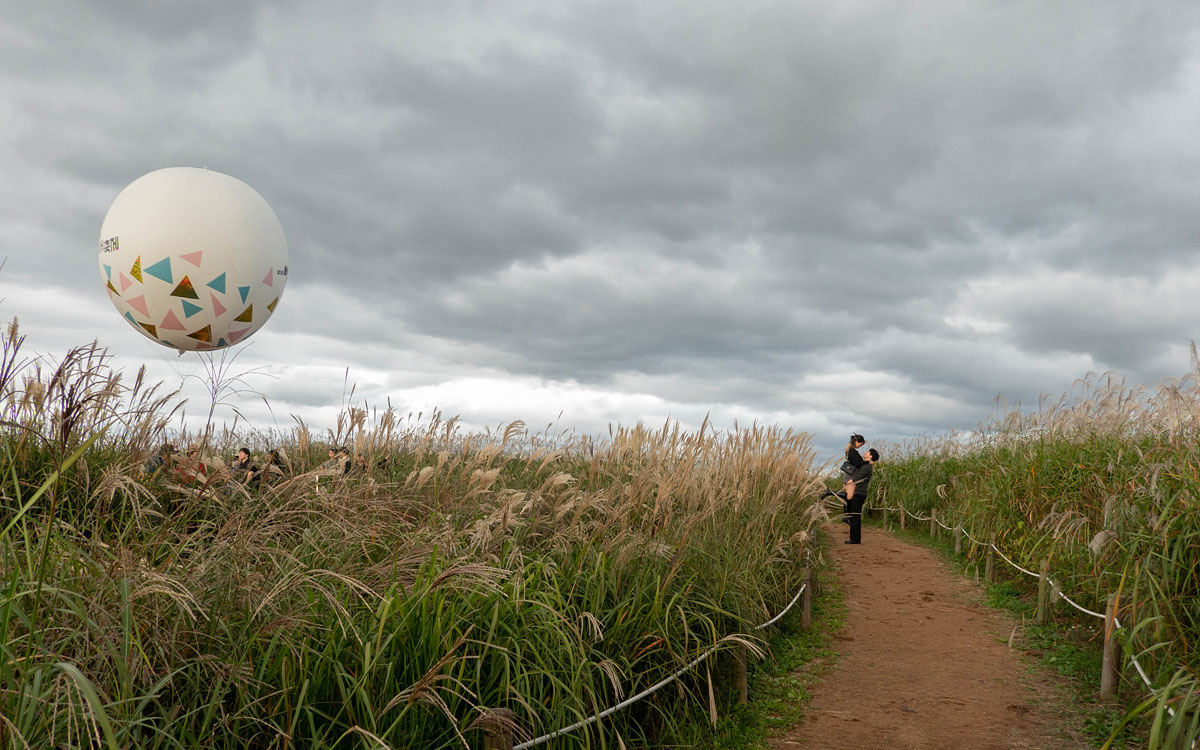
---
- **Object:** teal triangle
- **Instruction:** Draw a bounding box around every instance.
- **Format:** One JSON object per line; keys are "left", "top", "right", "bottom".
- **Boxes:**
{"left": 217, "top": 338, "right": 227, "bottom": 347}
{"left": 181, "top": 300, "right": 203, "bottom": 318}
{"left": 144, "top": 257, "right": 173, "bottom": 283}
{"left": 207, "top": 272, "right": 226, "bottom": 294}
{"left": 103, "top": 264, "right": 112, "bottom": 280}
{"left": 238, "top": 286, "right": 250, "bottom": 304}
{"left": 123, "top": 311, "right": 136, "bottom": 324}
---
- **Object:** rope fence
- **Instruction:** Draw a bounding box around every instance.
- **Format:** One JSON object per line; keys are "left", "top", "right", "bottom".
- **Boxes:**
{"left": 486, "top": 496, "right": 1194, "bottom": 748}
{"left": 484, "top": 564, "right": 816, "bottom": 749}
{"left": 872, "top": 501, "right": 1181, "bottom": 721}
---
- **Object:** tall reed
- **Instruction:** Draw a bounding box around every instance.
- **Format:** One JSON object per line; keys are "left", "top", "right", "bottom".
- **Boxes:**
{"left": 0, "top": 321, "right": 824, "bottom": 748}
{"left": 882, "top": 368, "right": 1200, "bottom": 748}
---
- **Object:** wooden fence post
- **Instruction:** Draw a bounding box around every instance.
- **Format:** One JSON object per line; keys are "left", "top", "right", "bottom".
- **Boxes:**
{"left": 482, "top": 708, "right": 515, "bottom": 750}
{"left": 900, "top": 503, "right": 906, "bottom": 530}
{"left": 930, "top": 509, "right": 937, "bottom": 538}
{"left": 985, "top": 532, "right": 996, "bottom": 582}
{"left": 1036, "top": 558, "right": 1050, "bottom": 624}
{"left": 801, "top": 567, "right": 813, "bottom": 630}
{"left": 735, "top": 643, "right": 748, "bottom": 705}
{"left": 1101, "top": 593, "right": 1121, "bottom": 700}
{"left": 883, "top": 507, "right": 889, "bottom": 531}
{"left": 954, "top": 526, "right": 962, "bottom": 555}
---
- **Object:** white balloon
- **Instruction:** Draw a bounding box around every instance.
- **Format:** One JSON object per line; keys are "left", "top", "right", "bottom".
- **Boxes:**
{"left": 98, "top": 167, "right": 288, "bottom": 352}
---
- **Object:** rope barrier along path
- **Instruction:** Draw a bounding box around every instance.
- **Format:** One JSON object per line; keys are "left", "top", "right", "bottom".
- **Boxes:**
{"left": 879, "top": 502, "right": 1185, "bottom": 724}
{"left": 511, "top": 581, "right": 809, "bottom": 749}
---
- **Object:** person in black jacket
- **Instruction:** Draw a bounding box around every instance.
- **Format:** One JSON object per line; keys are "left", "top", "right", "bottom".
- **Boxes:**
{"left": 844, "top": 448, "right": 878, "bottom": 544}
{"left": 840, "top": 434, "right": 866, "bottom": 520}
{"left": 822, "top": 434, "right": 867, "bottom": 523}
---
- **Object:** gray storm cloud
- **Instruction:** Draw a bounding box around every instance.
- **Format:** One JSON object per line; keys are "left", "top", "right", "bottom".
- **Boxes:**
{"left": 2, "top": 0, "right": 1199, "bottom": 457}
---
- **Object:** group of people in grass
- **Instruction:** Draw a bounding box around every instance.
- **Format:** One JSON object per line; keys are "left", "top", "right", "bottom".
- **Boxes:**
{"left": 140, "top": 441, "right": 373, "bottom": 489}
{"left": 823, "top": 433, "right": 880, "bottom": 545}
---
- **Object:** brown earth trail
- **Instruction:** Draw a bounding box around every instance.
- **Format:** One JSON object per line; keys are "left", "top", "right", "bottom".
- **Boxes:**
{"left": 771, "top": 525, "right": 1091, "bottom": 750}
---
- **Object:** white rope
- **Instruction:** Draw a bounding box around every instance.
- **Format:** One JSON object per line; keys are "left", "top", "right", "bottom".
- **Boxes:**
{"left": 513, "top": 580, "right": 809, "bottom": 748}
{"left": 1112, "top": 615, "right": 1180, "bottom": 720}
{"left": 989, "top": 544, "right": 1041, "bottom": 579}
{"left": 1053, "top": 586, "right": 1106, "bottom": 620}
{"left": 755, "top": 581, "right": 808, "bottom": 631}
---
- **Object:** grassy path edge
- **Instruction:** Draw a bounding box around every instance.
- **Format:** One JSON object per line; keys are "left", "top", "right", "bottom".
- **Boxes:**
{"left": 679, "top": 529, "right": 847, "bottom": 749}
{"left": 870, "top": 518, "right": 1148, "bottom": 748}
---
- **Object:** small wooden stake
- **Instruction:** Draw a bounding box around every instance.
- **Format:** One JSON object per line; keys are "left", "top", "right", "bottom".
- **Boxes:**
{"left": 930, "top": 509, "right": 937, "bottom": 538}
{"left": 1036, "top": 558, "right": 1050, "bottom": 624}
{"left": 954, "top": 526, "right": 962, "bottom": 555}
{"left": 735, "top": 643, "right": 748, "bottom": 705}
{"left": 801, "top": 566, "right": 813, "bottom": 630}
{"left": 1101, "top": 593, "right": 1121, "bottom": 700}
{"left": 883, "top": 507, "right": 889, "bottom": 530}
{"left": 482, "top": 708, "right": 515, "bottom": 750}
{"left": 985, "top": 532, "right": 996, "bottom": 582}
{"left": 900, "top": 503, "right": 906, "bottom": 530}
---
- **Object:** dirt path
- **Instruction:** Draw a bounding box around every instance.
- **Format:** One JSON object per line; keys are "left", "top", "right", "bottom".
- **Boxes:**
{"left": 771, "top": 524, "right": 1091, "bottom": 750}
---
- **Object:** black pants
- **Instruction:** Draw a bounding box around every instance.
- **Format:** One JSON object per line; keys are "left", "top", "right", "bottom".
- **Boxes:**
{"left": 847, "top": 496, "right": 864, "bottom": 543}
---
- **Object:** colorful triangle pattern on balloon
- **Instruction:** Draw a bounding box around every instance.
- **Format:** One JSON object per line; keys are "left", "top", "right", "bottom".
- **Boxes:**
{"left": 127, "top": 295, "right": 149, "bottom": 316}
{"left": 217, "top": 337, "right": 228, "bottom": 347}
{"left": 107, "top": 280, "right": 120, "bottom": 296}
{"left": 119, "top": 273, "right": 133, "bottom": 292}
{"left": 139, "top": 322, "right": 158, "bottom": 337}
{"left": 238, "top": 286, "right": 250, "bottom": 304}
{"left": 263, "top": 268, "right": 274, "bottom": 287}
{"left": 211, "top": 293, "right": 227, "bottom": 317}
{"left": 180, "top": 251, "right": 203, "bottom": 267}
{"left": 181, "top": 300, "right": 203, "bottom": 318}
{"left": 234, "top": 305, "right": 253, "bottom": 323}
{"left": 123, "top": 311, "right": 136, "bottom": 325}
{"left": 103, "top": 264, "right": 112, "bottom": 280}
{"left": 228, "top": 327, "right": 251, "bottom": 343}
{"left": 144, "top": 257, "right": 172, "bottom": 283}
{"left": 130, "top": 256, "right": 143, "bottom": 282}
{"left": 160, "top": 309, "right": 186, "bottom": 331}
{"left": 170, "top": 276, "right": 199, "bottom": 299}
{"left": 267, "top": 296, "right": 279, "bottom": 313}
{"left": 207, "top": 272, "right": 226, "bottom": 294}
{"left": 187, "top": 325, "right": 212, "bottom": 343}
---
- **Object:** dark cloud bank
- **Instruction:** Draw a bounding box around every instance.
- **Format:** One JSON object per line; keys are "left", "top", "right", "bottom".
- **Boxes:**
{"left": 2, "top": 1, "right": 1199, "bottom": 457}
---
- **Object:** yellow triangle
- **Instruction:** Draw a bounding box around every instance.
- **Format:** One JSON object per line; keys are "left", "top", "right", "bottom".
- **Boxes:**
{"left": 187, "top": 325, "right": 212, "bottom": 343}
{"left": 107, "top": 279, "right": 120, "bottom": 296}
{"left": 138, "top": 322, "right": 157, "bottom": 337}
{"left": 267, "top": 296, "right": 278, "bottom": 313}
{"left": 234, "top": 304, "right": 253, "bottom": 323}
{"left": 130, "top": 255, "right": 143, "bottom": 282}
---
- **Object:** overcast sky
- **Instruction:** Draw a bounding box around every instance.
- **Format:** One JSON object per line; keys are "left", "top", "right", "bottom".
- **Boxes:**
{"left": 2, "top": 1, "right": 1199, "bottom": 459}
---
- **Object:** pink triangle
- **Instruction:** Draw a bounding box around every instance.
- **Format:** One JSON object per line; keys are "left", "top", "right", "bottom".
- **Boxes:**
{"left": 126, "top": 295, "right": 149, "bottom": 316}
{"left": 211, "top": 292, "right": 227, "bottom": 317}
{"left": 160, "top": 309, "right": 186, "bottom": 331}
{"left": 263, "top": 268, "right": 274, "bottom": 287}
{"left": 180, "top": 251, "right": 204, "bottom": 267}
{"left": 228, "top": 327, "right": 251, "bottom": 343}
{"left": 119, "top": 273, "right": 134, "bottom": 292}
{"left": 195, "top": 342, "right": 215, "bottom": 351}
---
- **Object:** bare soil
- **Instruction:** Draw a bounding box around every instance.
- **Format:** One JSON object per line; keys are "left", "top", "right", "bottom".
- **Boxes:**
{"left": 771, "top": 524, "right": 1092, "bottom": 750}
